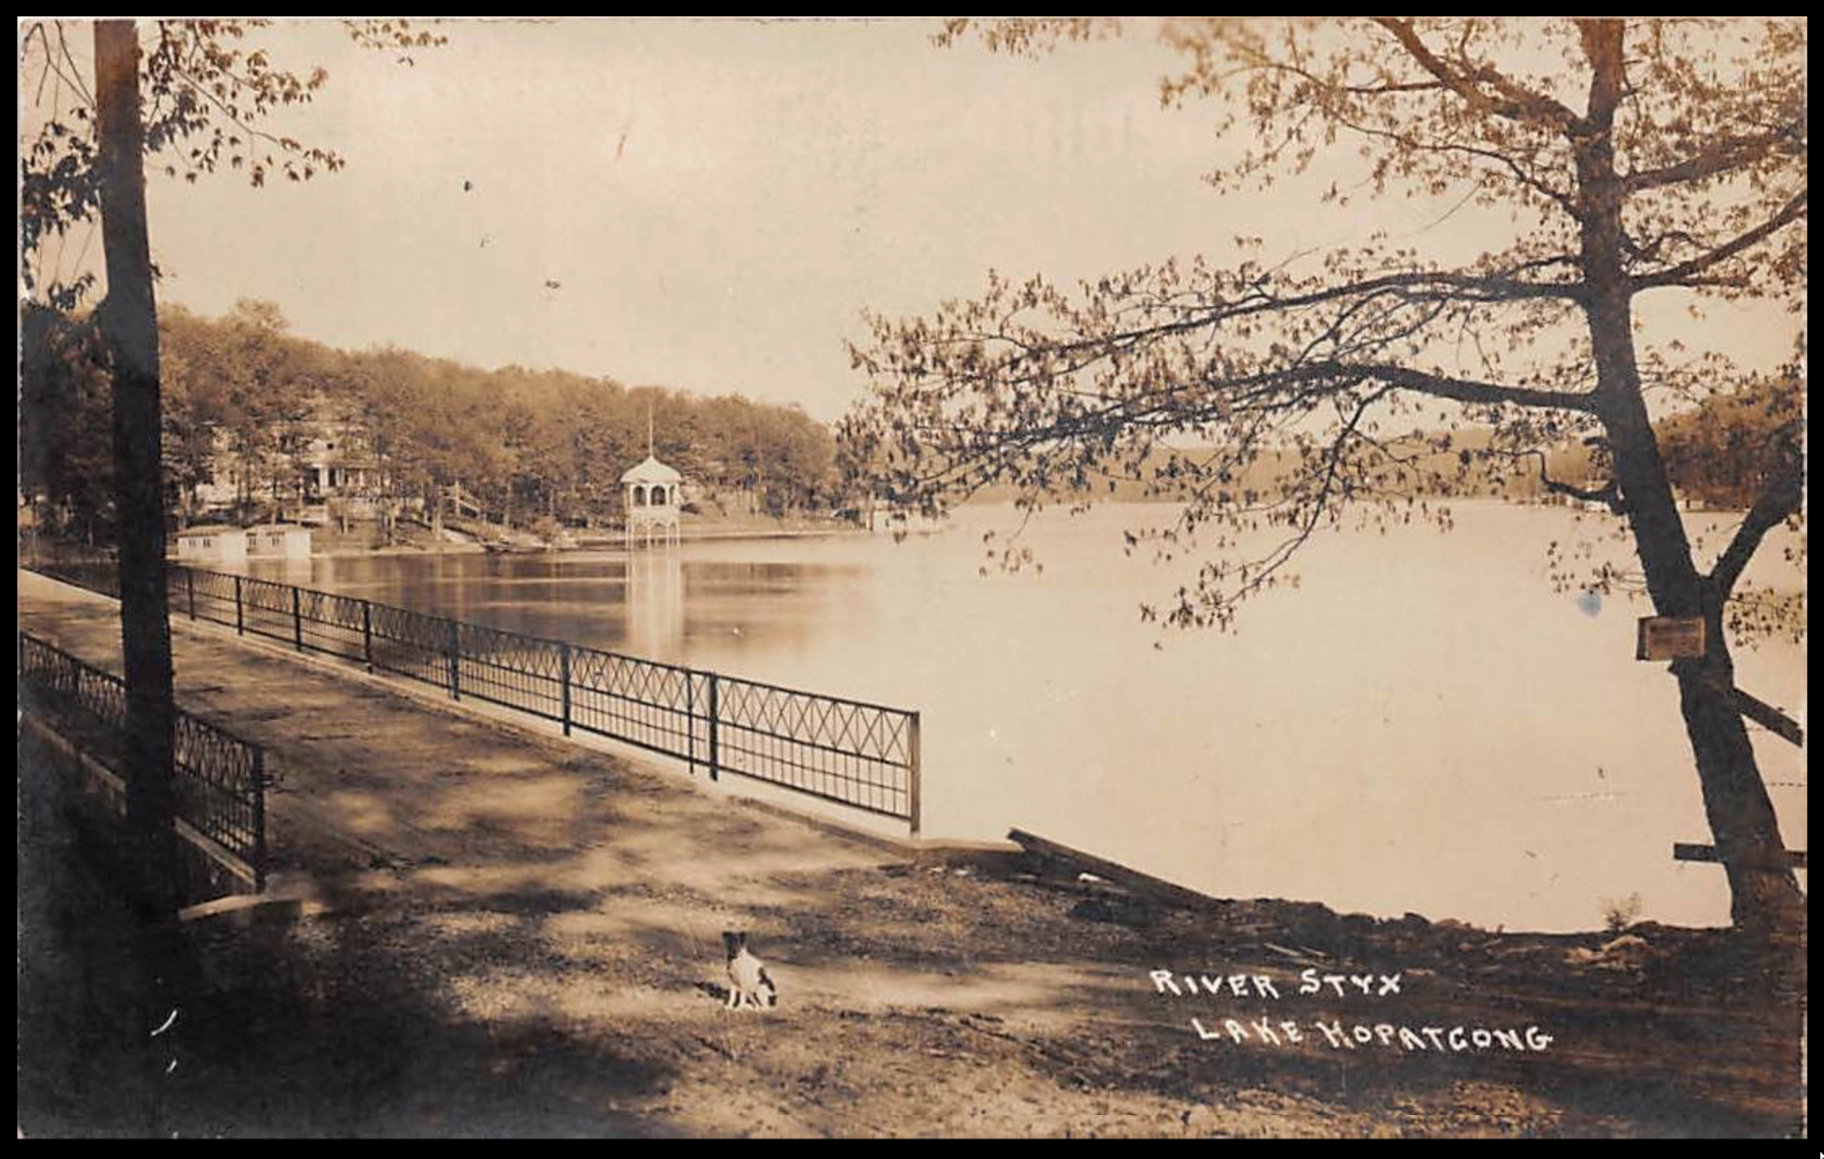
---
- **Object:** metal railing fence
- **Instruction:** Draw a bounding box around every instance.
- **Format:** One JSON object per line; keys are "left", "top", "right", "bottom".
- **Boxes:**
{"left": 18, "top": 630, "right": 268, "bottom": 887}
{"left": 27, "top": 550, "right": 922, "bottom": 832}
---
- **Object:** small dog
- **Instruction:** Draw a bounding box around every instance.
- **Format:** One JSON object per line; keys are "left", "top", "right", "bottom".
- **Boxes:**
{"left": 722, "top": 930, "right": 779, "bottom": 1011}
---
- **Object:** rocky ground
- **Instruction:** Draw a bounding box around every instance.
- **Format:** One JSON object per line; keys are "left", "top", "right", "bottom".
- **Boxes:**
{"left": 15, "top": 571, "right": 1808, "bottom": 1138}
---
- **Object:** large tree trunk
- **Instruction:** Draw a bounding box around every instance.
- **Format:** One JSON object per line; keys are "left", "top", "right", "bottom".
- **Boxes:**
{"left": 95, "top": 18, "right": 184, "bottom": 1127}
{"left": 96, "top": 18, "right": 177, "bottom": 919}
{"left": 1605, "top": 382, "right": 1804, "bottom": 932}
{"left": 1571, "top": 25, "right": 1802, "bottom": 933}
{"left": 1580, "top": 250, "right": 1802, "bottom": 933}
{"left": 1673, "top": 629, "right": 1805, "bottom": 930}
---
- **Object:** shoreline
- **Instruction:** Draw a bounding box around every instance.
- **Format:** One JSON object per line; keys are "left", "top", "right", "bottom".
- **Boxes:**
{"left": 303, "top": 527, "right": 873, "bottom": 559}
{"left": 154, "top": 522, "right": 882, "bottom": 562}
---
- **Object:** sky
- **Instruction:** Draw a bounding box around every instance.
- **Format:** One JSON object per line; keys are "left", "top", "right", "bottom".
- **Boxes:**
{"left": 20, "top": 17, "right": 1806, "bottom": 423}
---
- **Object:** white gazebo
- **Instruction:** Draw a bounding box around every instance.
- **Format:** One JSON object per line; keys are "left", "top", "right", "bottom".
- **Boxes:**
{"left": 621, "top": 454, "right": 683, "bottom": 548}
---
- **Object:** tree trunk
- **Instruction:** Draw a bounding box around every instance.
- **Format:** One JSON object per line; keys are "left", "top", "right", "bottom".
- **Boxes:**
{"left": 1673, "top": 630, "right": 1805, "bottom": 931}
{"left": 96, "top": 18, "right": 177, "bottom": 918}
{"left": 95, "top": 18, "right": 183, "bottom": 1127}
{"left": 1566, "top": 27, "right": 1803, "bottom": 931}
{"left": 1585, "top": 271, "right": 1803, "bottom": 933}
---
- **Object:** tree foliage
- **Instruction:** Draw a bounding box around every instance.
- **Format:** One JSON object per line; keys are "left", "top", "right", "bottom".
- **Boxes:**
{"left": 848, "top": 18, "right": 1805, "bottom": 635}
{"left": 21, "top": 18, "right": 446, "bottom": 310}
{"left": 847, "top": 17, "right": 1807, "bottom": 930}
{"left": 19, "top": 303, "right": 115, "bottom": 538}
{"left": 23, "top": 302, "right": 846, "bottom": 533}
{"left": 1660, "top": 378, "right": 1806, "bottom": 512}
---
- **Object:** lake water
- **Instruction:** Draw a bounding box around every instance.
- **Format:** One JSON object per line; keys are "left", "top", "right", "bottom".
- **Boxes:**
{"left": 247, "top": 502, "right": 1807, "bottom": 932}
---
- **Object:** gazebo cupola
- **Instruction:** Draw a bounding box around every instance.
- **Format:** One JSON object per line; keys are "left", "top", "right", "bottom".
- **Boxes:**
{"left": 621, "top": 417, "right": 684, "bottom": 548}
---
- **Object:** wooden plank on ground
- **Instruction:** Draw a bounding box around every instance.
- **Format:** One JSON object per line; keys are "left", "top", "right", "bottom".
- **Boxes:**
{"left": 1006, "top": 828, "right": 1224, "bottom": 913}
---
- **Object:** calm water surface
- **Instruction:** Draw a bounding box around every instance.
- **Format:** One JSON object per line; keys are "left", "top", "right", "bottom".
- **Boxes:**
{"left": 247, "top": 502, "right": 1807, "bottom": 931}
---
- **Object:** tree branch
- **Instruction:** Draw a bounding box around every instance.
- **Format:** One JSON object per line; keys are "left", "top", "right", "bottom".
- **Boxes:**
{"left": 1511, "top": 448, "right": 1626, "bottom": 512}
{"left": 1630, "top": 190, "right": 1808, "bottom": 290}
{"left": 1293, "top": 362, "right": 1598, "bottom": 412}
{"left": 1709, "top": 429, "right": 1804, "bottom": 597}
{"left": 980, "top": 361, "right": 1598, "bottom": 443}
{"left": 1624, "top": 123, "right": 1807, "bottom": 192}
{"left": 1372, "top": 18, "right": 1580, "bottom": 131}
{"left": 1325, "top": 105, "right": 1580, "bottom": 218}
{"left": 1025, "top": 267, "right": 1584, "bottom": 367}
{"left": 53, "top": 21, "right": 98, "bottom": 109}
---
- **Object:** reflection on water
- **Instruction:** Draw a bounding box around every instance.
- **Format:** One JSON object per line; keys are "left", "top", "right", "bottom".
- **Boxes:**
{"left": 244, "top": 548, "right": 864, "bottom": 665}
{"left": 626, "top": 549, "right": 683, "bottom": 660}
{"left": 243, "top": 505, "right": 1806, "bottom": 932}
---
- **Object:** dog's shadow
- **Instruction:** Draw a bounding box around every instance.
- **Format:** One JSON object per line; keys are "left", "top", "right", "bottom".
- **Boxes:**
{"left": 694, "top": 981, "right": 732, "bottom": 1004}
{"left": 694, "top": 981, "right": 778, "bottom": 1011}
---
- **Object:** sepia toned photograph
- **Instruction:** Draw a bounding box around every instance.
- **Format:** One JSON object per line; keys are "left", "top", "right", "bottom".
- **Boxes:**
{"left": 17, "top": 16, "right": 1807, "bottom": 1138}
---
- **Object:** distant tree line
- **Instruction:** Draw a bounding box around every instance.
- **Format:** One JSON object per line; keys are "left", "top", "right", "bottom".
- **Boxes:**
{"left": 20, "top": 298, "right": 844, "bottom": 538}
{"left": 1525, "top": 378, "right": 1804, "bottom": 511}
{"left": 897, "top": 382, "right": 1803, "bottom": 514}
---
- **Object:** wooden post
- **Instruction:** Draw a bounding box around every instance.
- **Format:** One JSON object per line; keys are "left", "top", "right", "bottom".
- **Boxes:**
{"left": 291, "top": 586, "right": 303, "bottom": 651}
{"left": 907, "top": 711, "right": 923, "bottom": 840}
{"left": 708, "top": 672, "right": 720, "bottom": 782}
{"left": 560, "top": 641, "right": 572, "bottom": 737}
{"left": 186, "top": 568, "right": 196, "bottom": 620}
{"left": 361, "top": 600, "right": 374, "bottom": 673}
{"left": 447, "top": 619, "right": 461, "bottom": 700}
{"left": 234, "top": 574, "right": 244, "bottom": 635}
{"left": 1674, "top": 842, "right": 1807, "bottom": 870}
{"left": 1731, "top": 687, "right": 1804, "bottom": 748}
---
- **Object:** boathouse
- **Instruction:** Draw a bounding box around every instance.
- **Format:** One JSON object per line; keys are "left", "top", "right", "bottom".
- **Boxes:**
{"left": 245, "top": 523, "right": 313, "bottom": 560}
{"left": 174, "top": 524, "right": 249, "bottom": 565}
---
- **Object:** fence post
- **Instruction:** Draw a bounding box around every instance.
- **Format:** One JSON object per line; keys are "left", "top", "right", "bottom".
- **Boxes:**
{"left": 187, "top": 568, "right": 196, "bottom": 620}
{"left": 362, "top": 600, "right": 374, "bottom": 673}
{"left": 907, "top": 711, "right": 923, "bottom": 840}
{"left": 686, "top": 672, "right": 696, "bottom": 775}
{"left": 707, "top": 672, "right": 721, "bottom": 781}
{"left": 291, "top": 586, "right": 303, "bottom": 651}
{"left": 447, "top": 619, "right": 461, "bottom": 700}
{"left": 252, "top": 747, "right": 268, "bottom": 892}
{"left": 234, "top": 575, "right": 244, "bottom": 635}
{"left": 560, "top": 641, "right": 572, "bottom": 737}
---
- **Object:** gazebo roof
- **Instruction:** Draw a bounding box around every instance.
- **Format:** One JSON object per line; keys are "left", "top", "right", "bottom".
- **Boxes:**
{"left": 620, "top": 455, "right": 682, "bottom": 485}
